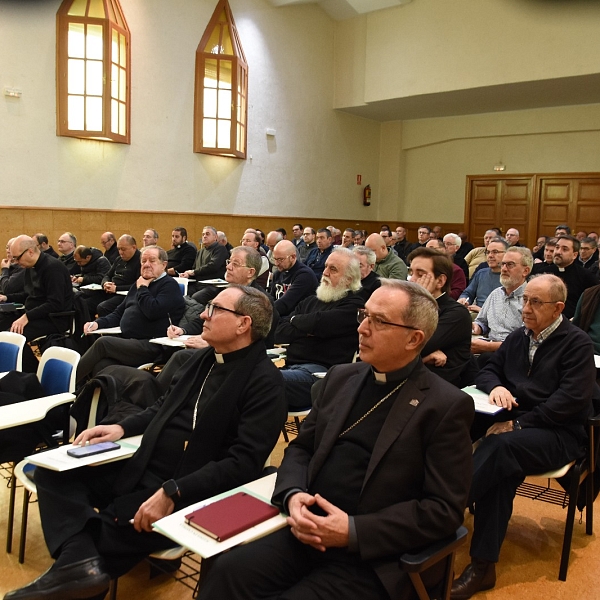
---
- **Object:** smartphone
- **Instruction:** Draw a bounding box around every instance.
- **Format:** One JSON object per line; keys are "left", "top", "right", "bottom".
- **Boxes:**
{"left": 67, "top": 441, "right": 120, "bottom": 458}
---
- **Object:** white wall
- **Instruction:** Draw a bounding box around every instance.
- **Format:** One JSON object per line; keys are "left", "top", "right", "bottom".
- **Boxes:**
{"left": 0, "top": 0, "right": 381, "bottom": 220}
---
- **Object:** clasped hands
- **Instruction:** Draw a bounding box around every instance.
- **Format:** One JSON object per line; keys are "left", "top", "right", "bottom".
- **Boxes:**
{"left": 287, "top": 492, "right": 349, "bottom": 552}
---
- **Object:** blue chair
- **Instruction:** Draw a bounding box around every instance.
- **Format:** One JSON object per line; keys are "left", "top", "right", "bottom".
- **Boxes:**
{"left": 0, "top": 331, "right": 26, "bottom": 372}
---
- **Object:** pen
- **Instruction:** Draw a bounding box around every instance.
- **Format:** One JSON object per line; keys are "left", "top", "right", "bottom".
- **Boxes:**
{"left": 168, "top": 313, "right": 173, "bottom": 327}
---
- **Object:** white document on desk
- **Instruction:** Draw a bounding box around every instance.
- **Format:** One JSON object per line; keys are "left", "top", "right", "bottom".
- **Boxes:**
{"left": 25, "top": 436, "right": 143, "bottom": 472}
{"left": 462, "top": 386, "right": 503, "bottom": 414}
{"left": 153, "top": 475, "right": 287, "bottom": 559}
{"left": 150, "top": 336, "right": 192, "bottom": 347}
{"left": 80, "top": 283, "right": 103, "bottom": 290}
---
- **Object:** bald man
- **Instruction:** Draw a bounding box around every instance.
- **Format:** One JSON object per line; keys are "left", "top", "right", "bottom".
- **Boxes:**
{"left": 0, "top": 235, "right": 73, "bottom": 371}
{"left": 365, "top": 233, "right": 407, "bottom": 280}
{"left": 271, "top": 240, "right": 318, "bottom": 316}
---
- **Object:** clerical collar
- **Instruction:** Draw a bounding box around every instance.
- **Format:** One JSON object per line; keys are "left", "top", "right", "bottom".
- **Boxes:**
{"left": 213, "top": 341, "right": 260, "bottom": 365}
{"left": 371, "top": 355, "right": 420, "bottom": 385}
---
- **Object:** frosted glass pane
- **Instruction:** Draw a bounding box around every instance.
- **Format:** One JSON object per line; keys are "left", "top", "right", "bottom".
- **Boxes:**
{"left": 203, "top": 119, "right": 216, "bottom": 148}
{"left": 119, "top": 102, "right": 126, "bottom": 136}
{"left": 217, "top": 90, "right": 231, "bottom": 119}
{"left": 68, "top": 95, "right": 84, "bottom": 130}
{"left": 86, "top": 96, "right": 103, "bottom": 131}
{"left": 217, "top": 119, "right": 230, "bottom": 148}
{"left": 68, "top": 59, "right": 85, "bottom": 94}
{"left": 111, "top": 64, "right": 118, "bottom": 99}
{"left": 68, "top": 23, "right": 85, "bottom": 58}
{"left": 120, "top": 34, "right": 126, "bottom": 67}
{"left": 86, "top": 60, "right": 103, "bottom": 96}
{"left": 112, "top": 30, "right": 119, "bottom": 63}
{"left": 68, "top": 0, "right": 87, "bottom": 17}
{"left": 119, "top": 68, "right": 126, "bottom": 102}
{"left": 88, "top": 0, "right": 105, "bottom": 19}
{"left": 111, "top": 99, "right": 118, "bottom": 134}
{"left": 220, "top": 61, "right": 232, "bottom": 90}
{"left": 204, "top": 60, "right": 218, "bottom": 88}
{"left": 222, "top": 25, "right": 233, "bottom": 55}
{"left": 87, "top": 25, "right": 103, "bottom": 60}
{"left": 204, "top": 89, "right": 217, "bottom": 118}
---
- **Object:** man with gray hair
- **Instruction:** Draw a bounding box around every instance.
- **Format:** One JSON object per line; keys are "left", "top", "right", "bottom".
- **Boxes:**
{"left": 276, "top": 247, "right": 365, "bottom": 410}
{"left": 142, "top": 229, "right": 159, "bottom": 247}
{"left": 471, "top": 247, "right": 532, "bottom": 362}
{"left": 77, "top": 245, "right": 185, "bottom": 381}
{"left": 452, "top": 274, "right": 598, "bottom": 598}
{"left": 199, "top": 280, "right": 474, "bottom": 600}
{"left": 505, "top": 227, "right": 523, "bottom": 247}
{"left": 57, "top": 231, "right": 79, "bottom": 275}
{"left": 443, "top": 232, "right": 469, "bottom": 282}
{"left": 181, "top": 226, "right": 229, "bottom": 292}
{"left": 352, "top": 244, "right": 380, "bottom": 301}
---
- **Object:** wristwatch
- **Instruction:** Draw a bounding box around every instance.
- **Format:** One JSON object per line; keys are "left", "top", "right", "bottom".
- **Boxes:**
{"left": 512, "top": 420, "right": 522, "bottom": 431}
{"left": 162, "top": 479, "right": 180, "bottom": 500}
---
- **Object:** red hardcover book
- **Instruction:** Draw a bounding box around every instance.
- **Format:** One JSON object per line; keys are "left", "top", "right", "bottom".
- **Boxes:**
{"left": 184, "top": 492, "right": 280, "bottom": 542}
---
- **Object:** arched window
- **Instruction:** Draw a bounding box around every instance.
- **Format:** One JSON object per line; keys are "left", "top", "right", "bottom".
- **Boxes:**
{"left": 194, "top": 0, "right": 248, "bottom": 158}
{"left": 56, "top": 0, "right": 131, "bottom": 143}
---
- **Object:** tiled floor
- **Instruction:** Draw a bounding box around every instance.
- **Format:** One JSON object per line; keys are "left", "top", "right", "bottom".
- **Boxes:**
{"left": 1, "top": 438, "right": 598, "bottom": 600}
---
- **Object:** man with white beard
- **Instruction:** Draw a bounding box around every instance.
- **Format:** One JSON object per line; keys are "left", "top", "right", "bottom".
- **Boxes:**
{"left": 275, "top": 247, "right": 365, "bottom": 410}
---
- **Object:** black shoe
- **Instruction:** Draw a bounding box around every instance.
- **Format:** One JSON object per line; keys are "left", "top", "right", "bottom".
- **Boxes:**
{"left": 4, "top": 557, "right": 110, "bottom": 600}
{"left": 451, "top": 559, "right": 496, "bottom": 600}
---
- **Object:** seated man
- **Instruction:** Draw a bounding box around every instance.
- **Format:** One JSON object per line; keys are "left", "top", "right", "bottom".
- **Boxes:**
{"left": 57, "top": 231, "right": 79, "bottom": 276}
{"left": 426, "top": 238, "right": 466, "bottom": 299}
{"left": 271, "top": 239, "right": 318, "bottom": 317}
{"left": 83, "top": 235, "right": 141, "bottom": 317}
{"left": 573, "top": 282, "right": 600, "bottom": 354}
{"left": 141, "top": 228, "right": 159, "bottom": 247}
{"left": 77, "top": 246, "right": 185, "bottom": 380}
{"left": 99, "top": 231, "right": 118, "bottom": 264}
{"left": 276, "top": 247, "right": 364, "bottom": 410}
{"left": 352, "top": 245, "right": 381, "bottom": 302}
{"left": 0, "top": 237, "right": 25, "bottom": 296}
{"left": 4, "top": 286, "right": 286, "bottom": 600}
{"left": 71, "top": 245, "right": 111, "bottom": 287}
{"left": 305, "top": 228, "right": 334, "bottom": 281}
{"left": 181, "top": 226, "right": 229, "bottom": 291}
{"left": 471, "top": 247, "right": 531, "bottom": 362}
{"left": 33, "top": 233, "right": 59, "bottom": 259}
{"left": 166, "top": 226, "right": 197, "bottom": 276}
{"left": 366, "top": 233, "right": 408, "bottom": 280}
{"left": 0, "top": 235, "right": 73, "bottom": 372}
{"left": 198, "top": 280, "right": 474, "bottom": 600}
{"left": 408, "top": 247, "right": 472, "bottom": 386}
{"left": 458, "top": 238, "right": 506, "bottom": 313}
{"left": 451, "top": 274, "right": 598, "bottom": 599}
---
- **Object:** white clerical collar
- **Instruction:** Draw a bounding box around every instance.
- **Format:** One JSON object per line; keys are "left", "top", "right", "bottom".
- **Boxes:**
{"left": 215, "top": 353, "right": 225, "bottom": 364}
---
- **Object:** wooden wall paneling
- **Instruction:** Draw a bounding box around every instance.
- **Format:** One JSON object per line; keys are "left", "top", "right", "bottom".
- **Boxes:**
{"left": 465, "top": 178, "right": 500, "bottom": 247}
{"left": 501, "top": 179, "right": 531, "bottom": 243}
{"left": 574, "top": 179, "right": 600, "bottom": 235}
{"left": 537, "top": 178, "right": 572, "bottom": 237}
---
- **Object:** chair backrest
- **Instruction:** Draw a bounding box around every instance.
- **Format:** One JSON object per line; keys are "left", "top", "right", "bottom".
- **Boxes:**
{"left": 173, "top": 277, "right": 189, "bottom": 296}
{"left": 36, "top": 346, "right": 81, "bottom": 395}
{"left": 0, "top": 331, "right": 26, "bottom": 372}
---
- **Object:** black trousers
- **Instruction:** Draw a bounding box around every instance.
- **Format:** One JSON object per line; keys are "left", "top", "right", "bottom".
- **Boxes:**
{"left": 469, "top": 426, "right": 584, "bottom": 563}
{"left": 198, "top": 527, "right": 390, "bottom": 600}
{"left": 76, "top": 337, "right": 168, "bottom": 382}
{"left": 35, "top": 463, "right": 177, "bottom": 579}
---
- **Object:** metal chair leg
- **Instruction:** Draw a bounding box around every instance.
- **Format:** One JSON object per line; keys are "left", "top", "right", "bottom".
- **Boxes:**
{"left": 18, "top": 488, "right": 30, "bottom": 564}
{"left": 6, "top": 464, "right": 15, "bottom": 554}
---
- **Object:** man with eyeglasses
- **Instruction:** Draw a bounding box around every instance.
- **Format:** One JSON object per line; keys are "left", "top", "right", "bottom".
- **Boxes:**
{"left": 6, "top": 285, "right": 286, "bottom": 600}
{"left": 408, "top": 247, "right": 472, "bottom": 386}
{"left": 291, "top": 223, "right": 305, "bottom": 249}
{"left": 57, "top": 231, "right": 79, "bottom": 276}
{"left": 577, "top": 236, "right": 599, "bottom": 274}
{"left": 271, "top": 240, "right": 318, "bottom": 317}
{"left": 471, "top": 248, "right": 532, "bottom": 364}
{"left": 452, "top": 274, "right": 598, "bottom": 599}
{"left": 0, "top": 235, "right": 73, "bottom": 372}
{"left": 464, "top": 230, "right": 497, "bottom": 279}
{"left": 275, "top": 247, "right": 365, "bottom": 410}
{"left": 71, "top": 245, "right": 111, "bottom": 287}
{"left": 298, "top": 227, "right": 317, "bottom": 262}
{"left": 458, "top": 238, "right": 506, "bottom": 313}
{"left": 198, "top": 280, "right": 474, "bottom": 600}
{"left": 99, "top": 231, "right": 118, "bottom": 264}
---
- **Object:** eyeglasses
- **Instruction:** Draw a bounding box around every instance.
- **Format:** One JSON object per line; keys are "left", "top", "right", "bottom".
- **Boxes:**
{"left": 11, "top": 248, "right": 29, "bottom": 264}
{"left": 522, "top": 296, "right": 559, "bottom": 309}
{"left": 205, "top": 301, "right": 246, "bottom": 319}
{"left": 485, "top": 249, "right": 505, "bottom": 256}
{"left": 271, "top": 255, "right": 292, "bottom": 264}
{"left": 357, "top": 309, "right": 420, "bottom": 331}
{"left": 500, "top": 261, "right": 517, "bottom": 269}
{"left": 225, "top": 259, "right": 249, "bottom": 269}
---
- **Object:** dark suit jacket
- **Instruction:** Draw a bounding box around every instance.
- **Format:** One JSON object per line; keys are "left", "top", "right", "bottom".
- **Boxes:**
{"left": 272, "top": 360, "right": 474, "bottom": 598}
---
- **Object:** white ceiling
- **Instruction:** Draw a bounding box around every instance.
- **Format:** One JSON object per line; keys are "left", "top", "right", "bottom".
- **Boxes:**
{"left": 266, "top": 0, "right": 412, "bottom": 20}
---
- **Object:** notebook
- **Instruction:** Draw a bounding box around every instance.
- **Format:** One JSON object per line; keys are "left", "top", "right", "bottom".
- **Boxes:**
{"left": 184, "top": 492, "right": 280, "bottom": 542}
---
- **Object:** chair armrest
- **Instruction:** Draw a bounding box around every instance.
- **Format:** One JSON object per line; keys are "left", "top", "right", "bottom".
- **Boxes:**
{"left": 400, "top": 526, "right": 468, "bottom": 573}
